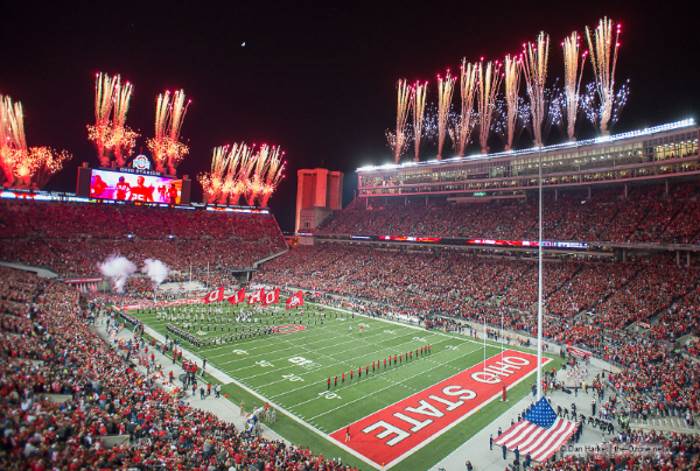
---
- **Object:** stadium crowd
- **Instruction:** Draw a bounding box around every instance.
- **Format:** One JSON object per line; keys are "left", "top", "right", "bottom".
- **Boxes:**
{"left": 257, "top": 244, "right": 700, "bottom": 419}
{"left": 0, "top": 267, "right": 355, "bottom": 470}
{"left": 535, "top": 429, "right": 700, "bottom": 470}
{"left": 317, "top": 183, "right": 700, "bottom": 244}
{"left": 0, "top": 200, "right": 287, "bottom": 276}
{"left": 2, "top": 184, "right": 700, "bottom": 468}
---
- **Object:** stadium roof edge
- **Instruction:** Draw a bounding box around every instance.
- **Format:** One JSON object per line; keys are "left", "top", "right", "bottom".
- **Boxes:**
{"left": 356, "top": 118, "right": 697, "bottom": 173}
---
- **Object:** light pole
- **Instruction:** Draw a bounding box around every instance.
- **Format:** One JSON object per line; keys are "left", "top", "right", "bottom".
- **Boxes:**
{"left": 536, "top": 147, "right": 544, "bottom": 399}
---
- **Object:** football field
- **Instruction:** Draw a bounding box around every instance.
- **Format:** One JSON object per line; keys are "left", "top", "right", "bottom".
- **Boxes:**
{"left": 131, "top": 302, "right": 555, "bottom": 470}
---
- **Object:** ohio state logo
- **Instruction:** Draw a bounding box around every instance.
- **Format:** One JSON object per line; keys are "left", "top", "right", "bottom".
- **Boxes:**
{"left": 132, "top": 154, "right": 151, "bottom": 171}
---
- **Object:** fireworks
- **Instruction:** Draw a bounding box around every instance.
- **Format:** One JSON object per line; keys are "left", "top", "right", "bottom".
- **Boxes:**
{"left": 147, "top": 89, "right": 191, "bottom": 175}
{"left": 199, "top": 142, "right": 285, "bottom": 207}
{"left": 545, "top": 81, "right": 565, "bottom": 138}
{"left": 260, "top": 148, "right": 286, "bottom": 207}
{"left": 87, "top": 73, "right": 139, "bottom": 167}
{"left": 502, "top": 54, "right": 522, "bottom": 151}
{"left": 198, "top": 145, "right": 230, "bottom": 203}
{"left": 562, "top": 32, "right": 587, "bottom": 140}
{"left": 451, "top": 59, "right": 478, "bottom": 156}
{"left": 581, "top": 78, "right": 630, "bottom": 130}
{"left": 412, "top": 81, "right": 428, "bottom": 161}
{"left": 88, "top": 73, "right": 116, "bottom": 166}
{"left": 386, "top": 79, "right": 412, "bottom": 163}
{"left": 109, "top": 80, "right": 138, "bottom": 166}
{"left": 476, "top": 60, "right": 503, "bottom": 154}
{"left": 522, "top": 31, "right": 550, "bottom": 146}
{"left": 585, "top": 17, "right": 621, "bottom": 135}
{"left": 436, "top": 71, "right": 456, "bottom": 159}
{"left": 0, "top": 94, "right": 71, "bottom": 189}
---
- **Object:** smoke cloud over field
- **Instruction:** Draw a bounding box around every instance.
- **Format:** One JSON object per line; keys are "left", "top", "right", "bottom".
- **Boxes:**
{"left": 98, "top": 255, "right": 137, "bottom": 293}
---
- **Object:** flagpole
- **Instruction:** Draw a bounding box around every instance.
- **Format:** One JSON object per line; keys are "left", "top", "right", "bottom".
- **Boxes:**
{"left": 536, "top": 147, "right": 544, "bottom": 400}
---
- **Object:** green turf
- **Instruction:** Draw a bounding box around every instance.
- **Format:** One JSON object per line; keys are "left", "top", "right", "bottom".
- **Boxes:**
{"left": 131, "top": 302, "right": 560, "bottom": 470}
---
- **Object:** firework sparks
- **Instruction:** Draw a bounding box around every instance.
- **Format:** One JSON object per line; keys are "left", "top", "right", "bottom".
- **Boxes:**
{"left": 260, "top": 149, "right": 286, "bottom": 207}
{"left": 247, "top": 144, "right": 276, "bottom": 205}
{"left": 562, "top": 31, "right": 587, "bottom": 140}
{"left": 198, "top": 145, "right": 230, "bottom": 203}
{"left": 545, "top": 81, "right": 565, "bottom": 138}
{"left": 451, "top": 59, "right": 478, "bottom": 156}
{"left": 235, "top": 147, "right": 257, "bottom": 206}
{"left": 522, "top": 31, "right": 550, "bottom": 146}
{"left": 581, "top": 78, "right": 630, "bottom": 130}
{"left": 585, "top": 17, "right": 622, "bottom": 135}
{"left": 503, "top": 54, "right": 522, "bottom": 151}
{"left": 147, "top": 89, "right": 191, "bottom": 175}
{"left": 386, "top": 79, "right": 412, "bottom": 163}
{"left": 219, "top": 144, "right": 243, "bottom": 204}
{"left": 109, "top": 80, "right": 138, "bottom": 166}
{"left": 411, "top": 81, "right": 428, "bottom": 161}
{"left": 1, "top": 94, "right": 71, "bottom": 189}
{"left": 476, "top": 60, "right": 503, "bottom": 154}
{"left": 87, "top": 72, "right": 117, "bottom": 166}
{"left": 436, "top": 71, "right": 456, "bottom": 159}
{"left": 86, "top": 73, "right": 139, "bottom": 168}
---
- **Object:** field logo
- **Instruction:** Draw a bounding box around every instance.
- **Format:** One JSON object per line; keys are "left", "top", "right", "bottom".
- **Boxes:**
{"left": 330, "top": 349, "right": 548, "bottom": 468}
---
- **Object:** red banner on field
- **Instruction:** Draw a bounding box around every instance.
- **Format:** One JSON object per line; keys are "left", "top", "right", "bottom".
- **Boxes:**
{"left": 286, "top": 290, "right": 304, "bottom": 309}
{"left": 202, "top": 287, "right": 224, "bottom": 304}
{"left": 227, "top": 288, "right": 246, "bottom": 305}
{"left": 330, "top": 349, "right": 548, "bottom": 468}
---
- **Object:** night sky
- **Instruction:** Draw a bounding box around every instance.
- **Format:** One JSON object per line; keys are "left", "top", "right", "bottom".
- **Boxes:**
{"left": 1, "top": 1, "right": 698, "bottom": 231}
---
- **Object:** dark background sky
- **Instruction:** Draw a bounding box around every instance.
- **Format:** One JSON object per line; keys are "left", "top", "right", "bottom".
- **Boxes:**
{"left": 1, "top": 1, "right": 698, "bottom": 231}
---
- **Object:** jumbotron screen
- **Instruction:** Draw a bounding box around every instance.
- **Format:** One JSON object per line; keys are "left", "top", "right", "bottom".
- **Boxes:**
{"left": 89, "top": 169, "right": 182, "bottom": 204}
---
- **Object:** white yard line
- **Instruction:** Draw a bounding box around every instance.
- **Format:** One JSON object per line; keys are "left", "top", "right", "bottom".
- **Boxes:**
{"left": 306, "top": 344, "right": 483, "bottom": 421}
{"left": 137, "top": 301, "right": 546, "bottom": 471}
{"left": 239, "top": 328, "right": 434, "bottom": 382}
{"left": 265, "top": 335, "right": 454, "bottom": 400}
{"left": 217, "top": 322, "right": 391, "bottom": 367}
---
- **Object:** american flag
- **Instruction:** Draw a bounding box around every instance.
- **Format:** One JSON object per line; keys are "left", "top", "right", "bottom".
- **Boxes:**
{"left": 495, "top": 397, "right": 577, "bottom": 462}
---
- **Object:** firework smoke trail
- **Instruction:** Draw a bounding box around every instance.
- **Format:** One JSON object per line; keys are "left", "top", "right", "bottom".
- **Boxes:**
{"left": 0, "top": 95, "right": 71, "bottom": 189}
{"left": 585, "top": 17, "right": 621, "bottom": 135}
{"left": 476, "top": 60, "right": 503, "bottom": 154}
{"left": 436, "top": 71, "right": 456, "bottom": 159}
{"left": 387, "top": 79, "right": 412, "bottom": 163}
{"left": 150, "top": 91, "right": 170, "bottom": 172}
{"left": 453, "top": 59, "right": 478, "bottom": 156}
{"left": 411, "top": 81, "right": 428, "bottom": 161}
{"left": 247, "top": 144, "right": 280, "bottom": 205}
{"left": 147, "top": 89, "right": 191, "bottom": 174}
{"left": 231, "top": 146, "right": 255, "bottom": 206}
{"left": 0, "top": 96, "right": 22, "bottom": 186}
{"left": 503, "top": 55, "right": 522, "bottom": 151}
{"left": 109, "top": 80, "right": 139, "bottom": 166}
{"left": 219, "top": 143, "right": 241, "bottom": 204}
{"left": 260, "top": 149, "right": 286, "bottom": 207}
{"left": 562, "top": 32, "right": 588, "bottom": 140}
{"left": 242, "top": 145, "right": 265, "bottom": 206}
{"left": 198, "top": 145, "right": 230, "bottom": 203}
{"left": 87, "top": 73, "right": 118, "bottom": 166}
{"left": 522, "top": 32, "right": 550, "bottom": 146}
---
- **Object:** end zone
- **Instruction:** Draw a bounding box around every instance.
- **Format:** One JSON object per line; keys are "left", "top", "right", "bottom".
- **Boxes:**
{"left": 329, "top": 349, "right": 549, "bottom": 469}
